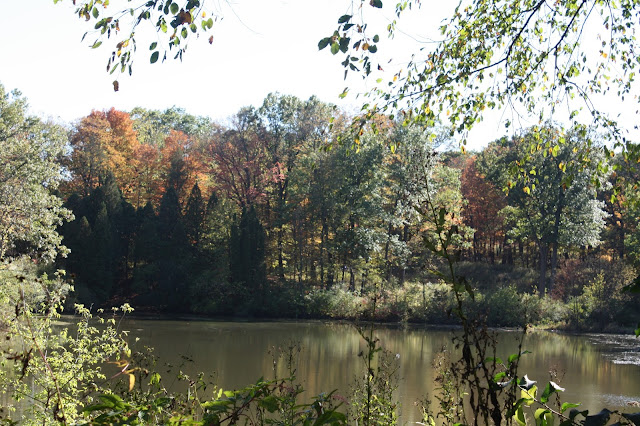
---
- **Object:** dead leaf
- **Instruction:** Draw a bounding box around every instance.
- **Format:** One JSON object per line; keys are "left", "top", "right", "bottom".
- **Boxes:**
{"left": 178, "top": 9, "right": 192, "bottom": 25}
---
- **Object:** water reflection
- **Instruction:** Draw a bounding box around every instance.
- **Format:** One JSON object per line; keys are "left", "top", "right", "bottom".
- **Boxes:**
{"left": 73, "top": 320, "right": 640, "bottom": 423}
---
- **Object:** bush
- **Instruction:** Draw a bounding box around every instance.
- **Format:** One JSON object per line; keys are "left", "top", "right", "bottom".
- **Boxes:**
{"left": 454, "top": 261, "right": 538, "bottom": 293}
{"left": 304, "top": 284, "right": 368, "bottom": 319}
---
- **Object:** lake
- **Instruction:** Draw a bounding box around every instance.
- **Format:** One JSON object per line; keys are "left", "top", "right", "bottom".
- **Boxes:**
{"left": 118, "top": 318, "right": 640, "bottom": 423}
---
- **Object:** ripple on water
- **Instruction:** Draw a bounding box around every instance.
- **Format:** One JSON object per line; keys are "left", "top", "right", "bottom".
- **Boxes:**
{"left": 586, "top": 333, "right": 640, "bottom": 366}
{"left": 601, "top": 393, "right": 640, "bottom": 407}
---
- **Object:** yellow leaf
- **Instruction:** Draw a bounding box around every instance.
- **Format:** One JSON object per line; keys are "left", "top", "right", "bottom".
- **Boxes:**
{"left": 128, "top": 373, "right": 135, "bottom": 391}
{"left": 523, "top": 186, "right": 531, "bottom": 195}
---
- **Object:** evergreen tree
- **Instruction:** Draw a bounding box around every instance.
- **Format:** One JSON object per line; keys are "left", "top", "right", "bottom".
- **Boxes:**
{"left": 229, "top": 206, "right": 267, "bottom": 297}
{"left": 184, "top": 182, "right": 205, "bottom": 248}
{"left": 87, "top": 202, "right": 114, "bottom": 301}
{"left": 156, "top": 186, "right": 189, "bottom": 311}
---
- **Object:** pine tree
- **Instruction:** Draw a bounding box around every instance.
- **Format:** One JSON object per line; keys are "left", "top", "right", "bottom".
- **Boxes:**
{"left": 184, "top": 182, "right": 205, "bottom": 248}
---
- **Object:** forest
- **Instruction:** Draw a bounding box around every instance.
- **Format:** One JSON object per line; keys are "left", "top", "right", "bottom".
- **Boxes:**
{"left": 2, "top": 83, "right": 638, "bottom": 330}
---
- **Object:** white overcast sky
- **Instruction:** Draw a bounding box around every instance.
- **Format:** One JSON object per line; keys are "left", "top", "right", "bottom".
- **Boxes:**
{"left": 2, "top": 1, "right": 637, "bottom": 150}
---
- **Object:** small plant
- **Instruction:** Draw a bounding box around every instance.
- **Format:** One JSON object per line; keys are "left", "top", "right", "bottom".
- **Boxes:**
{"left": 349, "top": 326, "right": 399, "bottom": 426}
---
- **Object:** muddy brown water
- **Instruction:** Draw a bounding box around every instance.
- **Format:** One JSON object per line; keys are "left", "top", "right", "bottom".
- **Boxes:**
{"left": 120, "top": 319, "right": 640, "bottom": 423}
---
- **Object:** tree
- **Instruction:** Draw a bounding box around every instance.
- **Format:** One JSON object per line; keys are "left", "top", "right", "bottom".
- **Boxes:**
{"left": 0, "top": 84, "right": 71, "bottom": 261}
{"left": 461, "top": 156, "right": 507, "bottom": 262}
{"left": 184, "top": 182, "right": 205, "bottom": 247}
{"left": 229, "top": 206, "right": 267, "bottom": 303}
{"left": 321, "top": 1, "right": 640, "bottom": 150}
{"left": 258, "top": 93, "right": 337, "bottom": 280}
{"left": 130, "top": 106, "right": 214, "bottom": 147}
{"left": 480, "top": 125, "right": 609, "bottom": 295}
{"left": 65, "top": 108, "right": 140, "bottom": 199}
{"left": 156, "top": 186, "right": 190, "bottom": 310}
{"left": 210, "top": 108, "right": 268, "bottom": 208}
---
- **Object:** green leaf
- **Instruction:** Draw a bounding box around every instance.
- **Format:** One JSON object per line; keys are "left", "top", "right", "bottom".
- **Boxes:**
{"left": 154, "top": 397, "right": 172, "bottom": 408}
{"left": 509, "top": 350, "right": 531, "bottom": 364}
{"left": 540, "top": 381, "right": 564, "bottom": 404}
{"left": 371, "top": 0, "right": 383, "bottom": 8}
{"left": 513, "top": 405, "right": 526, "bottom": 426}
{"left": 521, "top": 385, "right": 537, "bottom": 406}
{"left": 338, "top": 14, "right": 352, "bottom": 24}
{"left": 369, "top": 45, "right": 378, "bottom": 53}
{"left": 318, "top": 37, "right": 331, "bottom": 50}
{"left": 493, "top": 371, "right": 507, "bottom": 381}
{"left": 92, "top": 6, "right": 99, "bottom": 18}
{"left": 150, "top": 51, "right": 159, "bottom": 63}
{"left": 535, "top": 408, "right": 553, "bottom": 426}
{"left": 91, "top": 40, "right": 103, "bottom": 49}
{"left": 258, "top": 395, "right": 279, "bottom": 413}
{"left": 170, "top": 2, "right": 179, "bottom": 15}
{"left": 181, "top": 27, "right": 188, "bottom": 38}
{"left": 330, "top": 42, "right": 340, "bottom": 55}
{"left": 149, "top": 42, "right": 157, "bottom": 50}
{"left": 561, "top": 402, "right": 581, "bottom": 413}
{"left": 339, "top": 37, "right": 349, "bottom": 53}
{"left": 373, "top": 34, "right": 380, "bottom": 43}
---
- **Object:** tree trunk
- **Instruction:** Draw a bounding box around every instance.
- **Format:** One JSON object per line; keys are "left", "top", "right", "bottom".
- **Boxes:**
{"left": 550, "top": 242, "right": 559, "bottom": 294}
{"left": 538, "top": 242, "right": 548, "bottom": 297}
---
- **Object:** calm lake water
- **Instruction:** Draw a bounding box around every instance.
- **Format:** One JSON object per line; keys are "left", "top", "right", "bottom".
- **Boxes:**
{"left": 116, "top": 319, "right": 640, "bottom": 423}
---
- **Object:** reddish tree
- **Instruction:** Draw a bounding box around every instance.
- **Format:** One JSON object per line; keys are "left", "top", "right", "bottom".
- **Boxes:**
{"left": 461, "top": 156, "right": 507, "bottom": 262}
{"left": 158, "top": 130, "right": 207, "bottom": 206}
{"left": 209, "top": 115, "right": 268, "bottom": 209}
{"left": 131, "top": 143, "right": 161, "bottom": 208}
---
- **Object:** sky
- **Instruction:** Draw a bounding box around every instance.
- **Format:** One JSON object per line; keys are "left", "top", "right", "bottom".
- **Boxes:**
{"left": 3, "top": 1, "right": 637, "bottom": 150}
{"left": 0, "top": 0, "right": 504, "bottom": 150}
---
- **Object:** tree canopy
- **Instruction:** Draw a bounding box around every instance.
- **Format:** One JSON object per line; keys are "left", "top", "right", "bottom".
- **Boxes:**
{"left": 322, "top": 0, "right": 640, "bottom": 147}
{"left": 0, "top": 84, "right": 72, "bottom": 261}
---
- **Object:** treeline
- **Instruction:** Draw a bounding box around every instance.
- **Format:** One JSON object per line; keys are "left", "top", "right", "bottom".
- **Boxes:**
{"left": 57, "top": 94, "right": 463, "bottom": 315}
{"left": 51, "top": 94, "right": 639, "bottom": 325}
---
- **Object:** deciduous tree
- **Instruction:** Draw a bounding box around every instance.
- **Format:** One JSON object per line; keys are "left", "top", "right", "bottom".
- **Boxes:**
{"left": 481, "top": 125, "right": 609, "bottom": 295}
{"left": 0, "top": 84, "right": 71, "bottom": 261}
